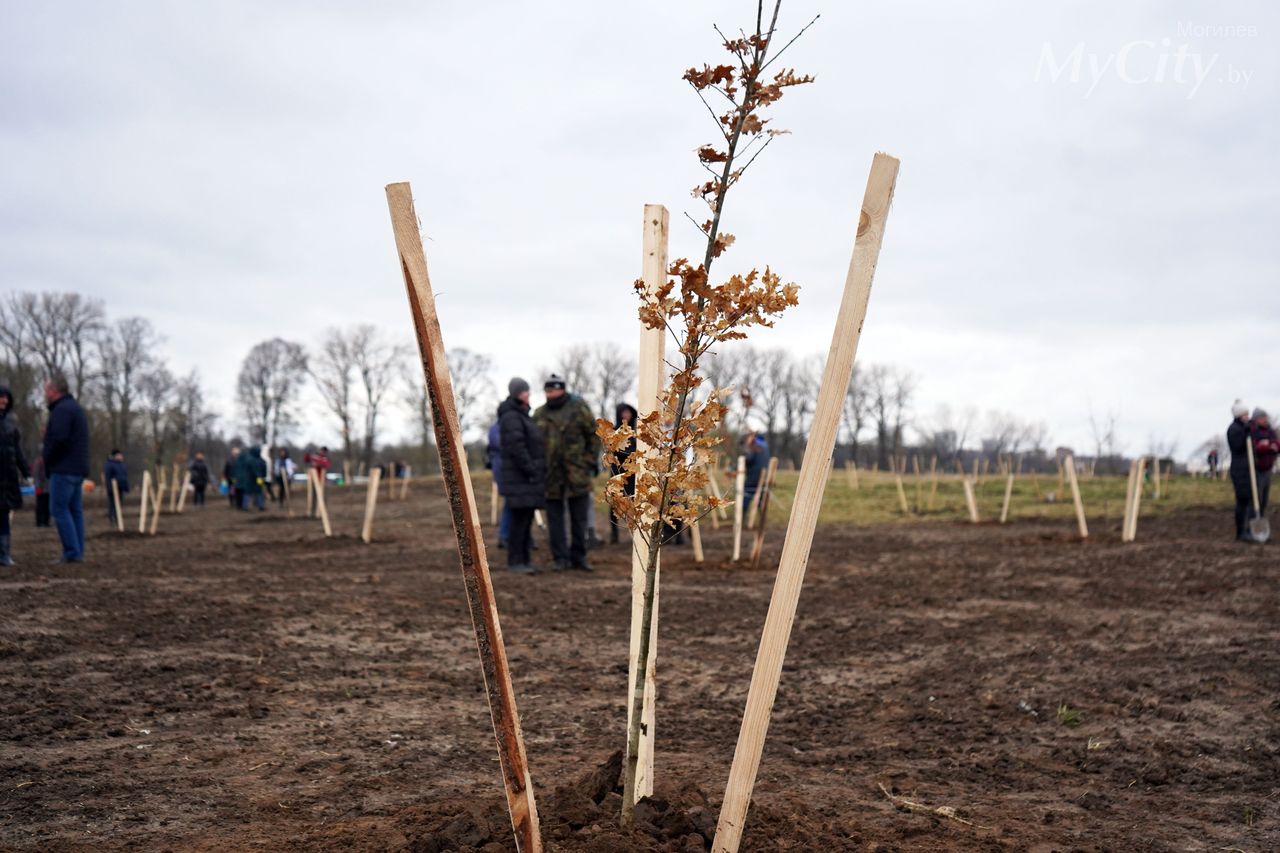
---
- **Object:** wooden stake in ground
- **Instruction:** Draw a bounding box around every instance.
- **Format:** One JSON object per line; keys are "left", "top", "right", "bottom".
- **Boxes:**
{"left": 1064, "top": 454, "right": 1088, "bottom": 539}
{"left": 748, "top": 458, "right": 780, "bottom": 567}
{"left": 713, "top": 151, "right": 899, "bottom": 853}
{"left": 138, "top": 470, "right": 151, "bottom": 535}
{"left": 894, "top": 468, "right": 910, "bottom": 514}
{"left": 491, "top": 480, "right": 500, "bottom": 526}
{"left": 962, "top": 478, "right": 980, "bottom": 523}
{"left": 400, "top": 473, "right": 411, "bottom": 500}
{"left": 706, "top": 463, "right": 729, "bottom": 521}
{"left": 360, "top": 467, "right": 383, "bottom": 543}
{"left": 1124, "top": 457, "right": 1147, "bottom": 542}
{"left": 387, "top": 182, "right": 540, "bottom": 852}
{"left": 732, "top": 455, "right": 747, "bottom": 562}
{"left": 1121, "top": 459, "right": 1139, "bottom": 541}
{"left": 169, "top": 465, "right": 180, "bottom": 513}
{"left": 911, "top": 454, "right": 923, "bottom": 511}
{"left": 746, "top": 457, "right": 773, "bottom": 530}
{"left": 111, "top": 479, "right": 125, "bottom": 533}
{"left": 176, "top": 472, "right": 192, "bottom": 513}
{"left": 846, "top": 459, "right": 859, "bottom": 491}
{"left": 999, "top": 472, "right": 1014, "bottom": 523}
{"left": 625, "top": 203, "right": 668, "bottom": 803}
{"left": 311, "top": 469, "right": 332, "bottom": 538}
{"left": 306, "top": 470, "right": 315, "bottom": 518}
{"left": 149, "top": 482, "right": 165, "bottom": 535}
{"left": 343, "top": 459, "right": 351, "bottom": 485}
{"left": 690, "top": 518, "right": 704, "bottom": 563}
{"left": 926, "top": 455, "right": 939, "bottom": 511}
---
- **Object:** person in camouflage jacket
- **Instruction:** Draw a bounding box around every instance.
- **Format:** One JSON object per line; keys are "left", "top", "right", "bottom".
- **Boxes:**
{"left": 534, "top": 374, "right": 600, "bottom": 570}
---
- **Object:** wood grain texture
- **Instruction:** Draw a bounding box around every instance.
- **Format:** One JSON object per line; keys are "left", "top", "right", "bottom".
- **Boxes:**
{"left": 963, "top": 478, "right": 980, "bottom": 523}
{"left": 1000, "top": 473, "right": 1014, "bottom": 524}
{"left": 732, "top": 456, "right": 746, "bottom": 562}
{"left": 386, "top": 182, "right": 541, "bottom": 853}
{"left": 627, "top": 203, "right": 668, "bottom": 802}
{"left": 361, "top": 468, "right": 382, "bottom": 544}
{"left": 713, "top": 152, "right": 899, "bottom": 853}
{"left": 1064, "top": 454, "right": 1088, "bottom": 539}
{"left": 138, "top": 471, "right": 151, "bottom": 535}
{"left": 312, "top": 469, "right": 332, "bottom": 538}
{"left": 112, "top": 479, "right": 124, "bottom": 532}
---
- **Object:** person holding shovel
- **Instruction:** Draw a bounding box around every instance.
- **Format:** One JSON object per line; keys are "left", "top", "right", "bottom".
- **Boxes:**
{"left": 1249, "top": 408, "right": 1277, "bottom": 518}
{"left": 1227, "top": 400, "right": 1257, "bottom": 540}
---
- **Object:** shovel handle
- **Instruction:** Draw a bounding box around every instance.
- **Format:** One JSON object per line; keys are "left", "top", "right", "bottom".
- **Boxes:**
{"left": 1246, "top": 439, "right": 1261, "bottom": 514}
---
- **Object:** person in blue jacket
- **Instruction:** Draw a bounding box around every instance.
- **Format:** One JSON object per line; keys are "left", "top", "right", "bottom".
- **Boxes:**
{"left": 42, "top": 374, "right": 90, "bottom": 563}
{"left": 103, "top": 450, "right": 129, "bottom": 525}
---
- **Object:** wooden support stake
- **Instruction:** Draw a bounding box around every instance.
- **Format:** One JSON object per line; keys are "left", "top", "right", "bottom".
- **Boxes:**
{"left": 622, "top": 202, "right": 669, "bottom": 804}
{"left": 312, "top": 468, "right": 332, "bottom": 538}
{"left": 926, "top": 455, "right": 939, "bottom": 511}
{"left": 306, "top": 470, "right": 315, "bottom": 518}
{"left": 962, "top": 478, "right": 980, "bottom": 523}
{"left": 138, "top": 470, "right": 151, "bottom": 535}
{"left": 343, "top": 459, "right": 351, "bottom": 485}
{"left": 1151, "top": 459, "right": 1161, "bottom": 500}
{"left": 1126, "top": 457, "right": 1148, "bottom": 541}
{"left": 149, "top": 483, "right": 165, "bottom": 535}
{"left": 361, "top": 467, "right": 382, "bottom": 543}
{"left": 112, "top": 479, "right": 125, "bottom": 532}
{"left": 748, "top": 458, "right": 780, "bottom": 567}
{"left": 999, "top": 472, "right": 1014, "bottom": 523}
{"left": 169, "top": 466, "right": 180, "bottom": 513}
{"left": 400, "top": 473, "right": 411, "bottom": 500}
{"left": 1064, "top": 454, "right": 1088, "bottom": 539}
{"left": 387, "top": 181, "right": 540, "bottom": 852}
{"left": 1121, "top": 460, "right": 1138, "bottom": 541}
{"left": 911, "top": 454, "right": 923, "bottom": 511}
{"left": 714, "top": 152, "right": 899, "bottom": 853}
{"left": 491, "top": 480, "right": 500, "bottom": 526}
{"left": 746, "top": 457, "right": 772, "bottom": 530}
{"left": 894, "top": 471, "right": 910, "bottom": 514}
{"left": 534, "top": 509, "right": 545, "bottom": 529}
{"left": 690, "top": 517, "right": 704, "bottom": 563}
{"left": 731, "top": 455, "right": 746, "bottom": 562}
{"left": 176, "top": 472, "right": 191, "bottom": 513}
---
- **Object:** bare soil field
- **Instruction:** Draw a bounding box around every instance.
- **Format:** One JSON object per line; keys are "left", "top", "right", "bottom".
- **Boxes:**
{"left": 1, "top": 481, "right": 1276, "bottom": 851}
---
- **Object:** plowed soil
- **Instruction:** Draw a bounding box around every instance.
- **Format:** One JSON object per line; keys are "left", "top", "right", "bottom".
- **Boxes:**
{"left": 1, "top": 481, "right": 1276, "bottom": 851}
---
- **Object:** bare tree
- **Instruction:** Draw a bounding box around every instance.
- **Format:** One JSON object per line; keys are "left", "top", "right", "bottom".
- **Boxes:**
{"left": 0, "top": 295, "right": 40, "bottom": 443}
{"left": 308, "top": 328, "right": 359, "bottom": 463}
{"left": 21, "top": 292, "right": 105, "bottom": 398}
{"left": 137, "top": 366, "right": 176, "bottom": 466}
{"left": 841, "top": 363, "right": 869, "bottom": 463}
{"left": 170, "top": 370, "right": 217, "bottom": 454}
{"left": 237, "top": 338, "right": 307, "bottom": 446}
{"left": 1087, "top": 406, "right": 1124, "bottom": 474}
{"left": 553, "top": 344, "right": 592, "bottom": 397}
{"left": 868, "top": 364, "right": 914, "bottom": 470}
{"left": 401, "top": 365, "right": 434, "bottom": 468}
{"left": 447, "top": 347, "right": 494, "bottom": 437}
{"left": 96, "top": 317, "right": 160, "bottom": 452}
{"left": 352, "top": 326, "right": 410, "bottom": 467}
{"left": 586, "top": 342, "right": 637, "bottom": 420}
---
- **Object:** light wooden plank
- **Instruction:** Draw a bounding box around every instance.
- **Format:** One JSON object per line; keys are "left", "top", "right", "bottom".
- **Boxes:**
{"left": 361, "top": 467, "right": 382, "bottom": 543}
{"left": 713, "top": 152, "right": 899, "bottom": 853}
{"left": 1064, "top": 454, "right": 1088, "bottom": 539}
{"left": 731, "top": 455, "right": 746, "bottom": 562}
{"left": 386, "top": 181, "right": 540, "bottom": 852}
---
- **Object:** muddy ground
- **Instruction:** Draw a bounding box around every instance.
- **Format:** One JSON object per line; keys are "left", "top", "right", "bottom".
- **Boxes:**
{"left": 0, "top": 481, "right": 1276, "bottom": 851}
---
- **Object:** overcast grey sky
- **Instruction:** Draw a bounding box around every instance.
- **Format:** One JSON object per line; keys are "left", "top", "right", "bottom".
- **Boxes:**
{"left": 1, "top": 1, "right": 1276, "bottom": 459}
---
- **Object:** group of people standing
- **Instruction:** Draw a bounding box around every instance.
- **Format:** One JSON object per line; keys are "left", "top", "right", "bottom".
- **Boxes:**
{"left": 1227, "top": 400, "right": 1277, "bottom": 541}
{"left": 490, "top": 375, "right": 604, "bottom": 574}
{"left": 0, "top": 374, "right": 91, "bottom": 566}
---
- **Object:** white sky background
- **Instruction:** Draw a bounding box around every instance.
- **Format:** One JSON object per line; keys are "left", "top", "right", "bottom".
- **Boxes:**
{"left": 1, "top": 1, "right": 1276, "bottom": 459}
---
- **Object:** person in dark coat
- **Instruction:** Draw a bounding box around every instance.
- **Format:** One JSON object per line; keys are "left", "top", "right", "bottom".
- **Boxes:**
{"left": 486, "top": 417, "right": 514, "bottom": 548}
{"left": 189, "top": 452, "right": 210, "bottom": 507}
{"left": 1227, "top": 400, "right": 1255, "bottom": 540}
{"left": 103, "top": 450, "right": 129, "bottom": 524}
{"left": 609, "top": 403, "right": 638, "bottom": 544}
{"left": 223, "top": 447, "right": 241, "bottom": 507}
{"left": 33, "top": 454, "right": 50, "bottom": 528}
{"left": 1249, "top": 408, "right": 1277, "bottom": 518}
{"left": 0, "top": 385, "right": 31, "bottom": 565}
{"left": 42, "top": 374, "right": 89, "bottom": 563}
{"left": 235, "top": 446, "right": 267, "bottom": 511}
{"left": 533, "top": 374, "right": 600, "bottom": 571}
{"left": 742, "top": 428, "right": 770, "bottom": 503}
{"left": 498, "top": 378, "right": 547, "bottom": 573}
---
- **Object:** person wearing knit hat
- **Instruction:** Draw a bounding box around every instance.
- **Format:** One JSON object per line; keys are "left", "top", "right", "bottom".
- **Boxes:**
{"left": 1227, "top": 399, "right": 1257, "bottom": 540}
{"left": 495, "top": 377, "right": 546, "bottom": 573}
{"left": 534, "top": 374, "right": 600, "bottom": 571}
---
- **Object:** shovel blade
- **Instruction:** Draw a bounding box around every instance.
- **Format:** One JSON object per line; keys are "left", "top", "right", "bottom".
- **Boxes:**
{"left": 1247, "top": 516, "right": 1271, "bottom": 543}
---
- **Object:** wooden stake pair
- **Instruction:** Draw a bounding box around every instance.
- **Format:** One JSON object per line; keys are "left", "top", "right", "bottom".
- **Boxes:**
{"left": 713, "top": 152, "right": 899, "bottom": 852}
{"left": 748, "top": 458, "right": 780, "bottom": 567}
{"left": 388, "top": 182, "right": 540, "bottom": 852}
{"left": 361, "top": 468, "right": 382, "bottom": 543}
{"left": 1121, "top": 456, "right": 1146, "bottom": 542}
{"left": 1063, "top": 454, "right": 1088, "bottom": 539}
{"left": 745, "top": 457, "right": 776, "bottom": 529}
{"left": 310, "top": 468, "right": 332, "bottom": 537}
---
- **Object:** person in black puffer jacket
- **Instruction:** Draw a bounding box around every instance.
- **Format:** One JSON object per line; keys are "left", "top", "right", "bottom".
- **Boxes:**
{"left": 1227, "top": 399, "right": 1255, "bottom": 540}
{"left": 0, "top": 385, "right": 31, "bottom": 566}
{"left": 42, "top": 374, "right": 90, "bottom": 563}
{"left": 498, "top": 378, "right": 547, "bottom": 573}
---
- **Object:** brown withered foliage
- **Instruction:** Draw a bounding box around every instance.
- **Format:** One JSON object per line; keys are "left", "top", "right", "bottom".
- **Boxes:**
{"left": 606, "top": 0, "right": 815, "bottom": 829}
